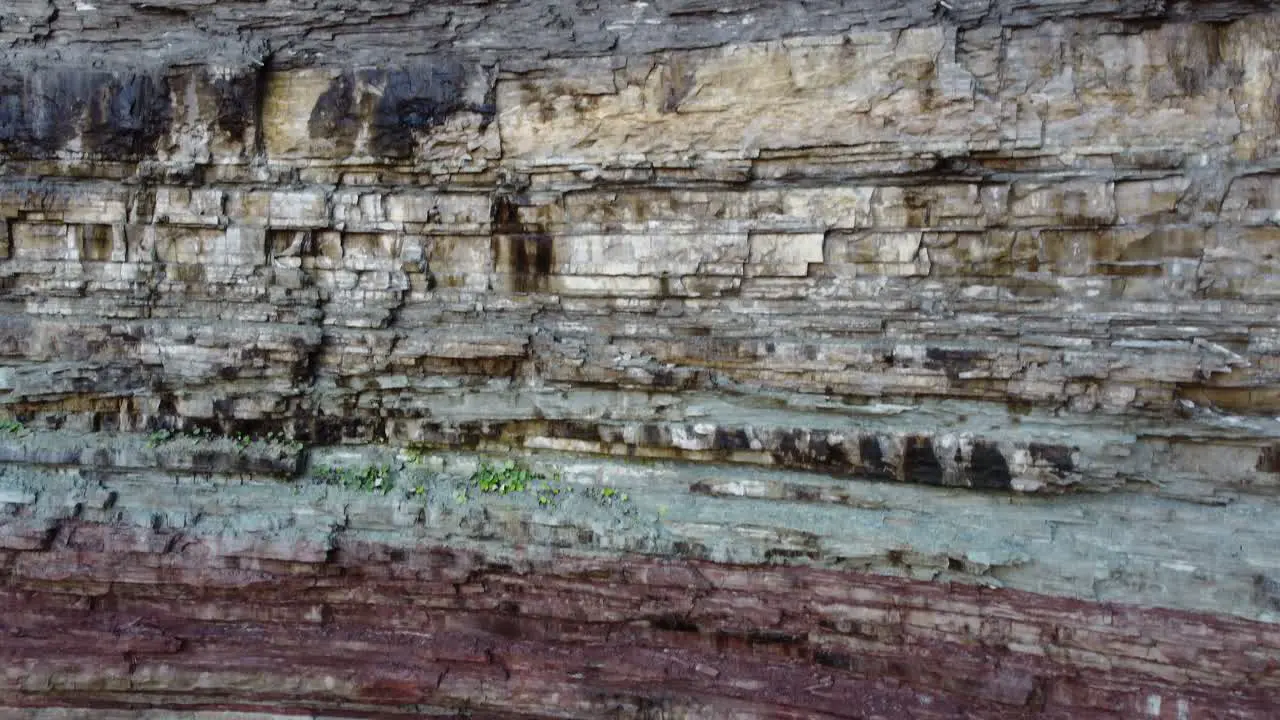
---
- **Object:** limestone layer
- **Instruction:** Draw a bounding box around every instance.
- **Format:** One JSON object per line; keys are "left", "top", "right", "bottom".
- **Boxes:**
{"left": 2, "top": 0, "right": 1280, "bottom": 717}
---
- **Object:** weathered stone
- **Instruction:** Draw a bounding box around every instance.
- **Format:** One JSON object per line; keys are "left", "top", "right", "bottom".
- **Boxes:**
{"left": 2, "top": 0, "right": 1279, "bottom": 717}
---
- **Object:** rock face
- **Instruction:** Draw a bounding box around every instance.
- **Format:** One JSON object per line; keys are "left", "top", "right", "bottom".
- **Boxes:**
{"left": 1, "top": 0, "right": 1279, "bottom": 717}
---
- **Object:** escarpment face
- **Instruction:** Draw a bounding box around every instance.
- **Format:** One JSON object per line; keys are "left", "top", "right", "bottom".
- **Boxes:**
{"left": 1, "top": 1, "right": 1280, "bottom": 719}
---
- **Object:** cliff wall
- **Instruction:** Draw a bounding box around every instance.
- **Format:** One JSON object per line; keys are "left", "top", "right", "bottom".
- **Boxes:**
{"left": 2, "top": 1, "right": 1279, "bottom": 717}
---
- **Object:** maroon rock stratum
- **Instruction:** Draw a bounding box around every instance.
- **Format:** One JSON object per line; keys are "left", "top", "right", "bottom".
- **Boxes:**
{"left": 2, "top": 0, "right": 1279, "bottom": 718}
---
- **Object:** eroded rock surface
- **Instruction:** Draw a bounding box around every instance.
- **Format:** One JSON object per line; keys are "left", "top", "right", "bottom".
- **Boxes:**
{"left": 2, "top": 0, "right": 1279, "bottom": 717}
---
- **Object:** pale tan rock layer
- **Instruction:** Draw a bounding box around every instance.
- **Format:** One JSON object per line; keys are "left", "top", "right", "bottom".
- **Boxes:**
{"left": 2, "top": 1, "right": 1280, "bottom": 717}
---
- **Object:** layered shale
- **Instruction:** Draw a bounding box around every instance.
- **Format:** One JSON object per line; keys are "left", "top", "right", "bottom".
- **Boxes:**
{"left": 2, "top": 1, "right": 1280, "bottom": 717}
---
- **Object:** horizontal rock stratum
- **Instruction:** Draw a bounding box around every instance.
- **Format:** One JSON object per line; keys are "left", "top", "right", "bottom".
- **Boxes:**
{"left": 1, "top": 0, "right": 1279, "bottom": 718}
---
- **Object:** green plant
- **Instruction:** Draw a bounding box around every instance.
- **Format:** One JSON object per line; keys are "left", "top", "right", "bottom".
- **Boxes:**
{"left": 404, "top": 445, "right": 434, "bottom": 465}
{"left": 143, "top": 426, "right": 303, "bottom": 452}
{"left": 535, "top": 478, "right": 573, "bottom": 507}
{"left": 469, "top": 459, "right": 569, "bottom": 497}
{"left": 146, "top": 429, "right": 175, "bottom": 447}
{"left": 314, "top": 463, "right": 394, "bottom": 494}
{"left": 261, "top": 430, "right": 303, "bottom": 451}
{"left": 582, "top": 485, "right": 633, "bottom": 516}
{"left": 471, "top": 460, "right": 537, "bottom": 495}
{"left": 0, "top": 418, "right": 26, "bottom": 435}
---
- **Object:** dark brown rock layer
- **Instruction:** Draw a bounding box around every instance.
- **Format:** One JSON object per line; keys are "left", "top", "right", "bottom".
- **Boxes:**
{"left": 3, "top": 521, "right": 1278, "bottom": 719}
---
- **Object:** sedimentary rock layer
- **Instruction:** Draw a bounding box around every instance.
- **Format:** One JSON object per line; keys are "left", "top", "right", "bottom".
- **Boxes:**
{"left": 2, "top": 462, "right": 1278, "bottom": 718}
{"left": 2, "top": 0, "right": 1279, "bottom": 717}
{"left": 4, "top": 532, "right": 1278, "bottom": 719}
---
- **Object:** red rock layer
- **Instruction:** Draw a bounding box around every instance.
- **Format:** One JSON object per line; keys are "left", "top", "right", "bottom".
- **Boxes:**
{"left": 2, "top": 520, "right": 1276, "bottom": 719}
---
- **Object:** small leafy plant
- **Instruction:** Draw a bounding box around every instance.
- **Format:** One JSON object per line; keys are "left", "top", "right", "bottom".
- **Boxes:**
{"left": 262, "top": 431, "right": 303, "bottom": 452}
{"left": 0, "top": 418, "right": 26, "bottom": 435}
{"left": 536, "top": 478, "right": 573, "bottom": 507}
{"left": 144, "top": 426, "right": 303, "bottom": 452}
{"left": 146, "top": 429, "right": 175, "bottom": 447}
{"left": 585, "top": 485, "right": 632, "bottom": 513}
{"left": 471, "top": 460, "right": 539, "bottom": 495}
{"left": 314, "top": 463, "right": 394, "bottom": 494}
{"left": 405, "top": 446, "right": 431, "bottom": 465}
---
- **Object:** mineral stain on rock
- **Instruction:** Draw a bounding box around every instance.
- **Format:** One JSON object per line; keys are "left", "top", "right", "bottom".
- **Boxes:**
{"left": 209, "top": 66, "right": 264, "bottom": 144}
{"left": 1257, "top": 445, "right": 1280, "bottom": 474}
{"left": 370, "top": 65, "right": 475, "bottom": 156}
{"left": 712, "top": 426, "right": 752, "bottom": 452}
{"left": 0, "top": 69, "right": 170, "bottom": 159}
{"left": 307, "top": 72, "right": 361, "bottom": 158}
{"left": 858, "top": 435, "right": 895, "bottom": 480}
{"left": 305, "top": 61, "right": 494, "bottom": 158}
{"left": 1030, "top": 442, "right": 1076, "bottom": 477}
{"left": 770, "top": 429, "right": 856, "bottom": 476}
{"left": 85, "top": 72, "right": 171, "bottom": 157}
{"left": 924, "top": 347, "right": 985, "bottom": 380}
{"left": 902, "top": 435, "right": 944, "bottom": 485}
{"left": 968, "top": 441, "right": 1013, "bottom": 490}
{"left": 492, "top": 194, "right": 554, "bottom": 293}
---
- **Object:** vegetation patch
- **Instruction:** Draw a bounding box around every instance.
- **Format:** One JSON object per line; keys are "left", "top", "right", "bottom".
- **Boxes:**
{"left": 146, "top": 426, "right": 303, "bottom": 452}
{"left": 471, "top": 459, "right": 545, "bottom": 495}
{"left": 313, "top": 463, "right": 394, "bottom": 494}
{"left": 535, "top": 477, "right": 573, "bottom": 506}
{"left": 464, "top": 458, "right": 634, "bottom": 513}
{"left": 404, "top": 445, "right": 433, "bottom": 466}
{"left": 302, "top": 452, "right": 638, "bottom": 515}
{"left": 0, "top": 418, "right": 27, "bottom": 435}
